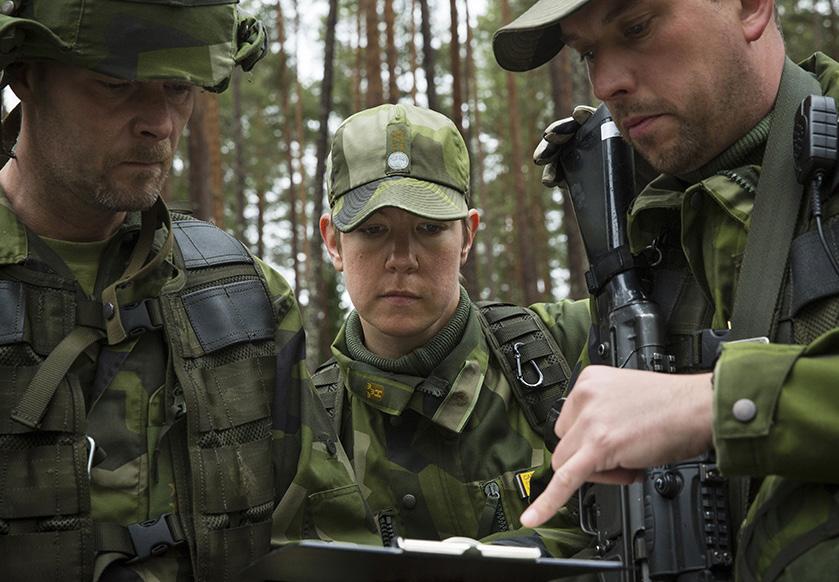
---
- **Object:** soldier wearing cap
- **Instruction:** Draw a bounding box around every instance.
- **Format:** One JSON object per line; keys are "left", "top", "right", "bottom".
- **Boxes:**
{"left": 0, "top": 2, "right": 376, "bottom": 581}
{"left": 314, "top": 103, "right": 593, "bottom": 557}
{"left": 494, "top": 1, "right": 839, "bottom": 580}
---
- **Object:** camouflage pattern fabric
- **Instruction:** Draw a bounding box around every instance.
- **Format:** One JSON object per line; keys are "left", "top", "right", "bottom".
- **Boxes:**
{"left": 0, "top": 0, "right": 266, "bottom": 91}
{"left": 0, "top": 195, "right": 377, "bottom": 581}
{"left": 317, "top": 295, "right": 593, "bottom": 558}
{"left": 576, "top": 53, "right": 839, "bottom": 582}
{"left": 327, "top": 103, "right": 470, "bottom": 232}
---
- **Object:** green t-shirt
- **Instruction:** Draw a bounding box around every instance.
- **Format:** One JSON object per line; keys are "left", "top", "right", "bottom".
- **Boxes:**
{"left": 41, "top": 235, "right": 111, "bottom": 296}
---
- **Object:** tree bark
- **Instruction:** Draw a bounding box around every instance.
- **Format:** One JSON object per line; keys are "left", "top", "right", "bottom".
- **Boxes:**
{"left": 364, "top": 0, "right": 384, "bottom": 107}
{"left": 549, "top": 51, "right": 588, "bottom": 300}
{"left": 311, "top": 0, "right": 341, "bottom": 364}
{"left": 463, "top": 0, "right": 489, "bottom": 296}
{"left": 187, "top": 94, "right": 212, "bottom": 222}
{"left": 408, "top": 0, "right": 419, "bottom": 103}
{"left": 204, "top": 93, "right": 225, "bottom": 228}
{"left": 277, "top": 0, "right": 301, "bottom": 298}
{"left": 499, "top": 0, "right": 538, "bottom": 305}
{"left": 418, "top": 0, "right": 438, "bottom": 111}
{"left": 448, "top": 0, "right": 463, "bottom": 131}
{"left": 231, "top": 69, "right": 247, "bottom": 241}
{"left": 292, "top": 0, "right": 312, "bottom": 288}
{"left": 384, "top": 0, "right": 399, "bottom": 103}
{"left": 256, "top": 189, "right": 266, "bottom": 259}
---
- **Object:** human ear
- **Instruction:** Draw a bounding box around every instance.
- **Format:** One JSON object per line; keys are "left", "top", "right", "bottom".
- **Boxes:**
{"left": 460, "top": 209, "right": 481, "bottom": 265}
{"left": 738, "top": 0, "right": 774, "bottom": 42}
{"left": 319, "top": 213, "right": 344, "bottom": 272}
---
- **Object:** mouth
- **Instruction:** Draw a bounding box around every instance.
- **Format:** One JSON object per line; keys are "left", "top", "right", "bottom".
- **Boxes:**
{"left": 621, "top": 114, "right": 664, "bottom": 140}
{"left": 381, "top": 291, "right": 421, "bottom": 300}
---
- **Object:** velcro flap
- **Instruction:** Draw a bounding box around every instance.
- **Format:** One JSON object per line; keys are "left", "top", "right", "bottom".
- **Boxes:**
{"left": 0, "top": 280, "right": 25, "bottom": 346}
{"left": 173, "top": 220, "right": 253, "bottom": 270}
{"left": 0, "top": 443, "right": 82, "bottom": 517}
{"left": 182, "top": 279, "right": 274, "bottom": 354}
{"left": 789, "top": 222, "right": 839, "bottom": 316}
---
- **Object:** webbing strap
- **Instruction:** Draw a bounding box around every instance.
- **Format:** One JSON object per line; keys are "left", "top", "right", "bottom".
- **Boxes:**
{"left": 729, "top": 59, "right": 823, "bottom": 340}
{"left": 11, "top": 325, "right": 105, "bottom": 429}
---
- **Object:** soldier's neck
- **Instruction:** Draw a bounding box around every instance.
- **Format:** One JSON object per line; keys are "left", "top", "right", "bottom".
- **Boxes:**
{"left": 0, "top": 155, "right": 126, "bottom": 242}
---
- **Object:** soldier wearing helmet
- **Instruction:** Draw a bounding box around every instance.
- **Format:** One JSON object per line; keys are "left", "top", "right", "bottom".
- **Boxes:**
{"left": 0, "top": 2, "right": 376, "bottom": 581}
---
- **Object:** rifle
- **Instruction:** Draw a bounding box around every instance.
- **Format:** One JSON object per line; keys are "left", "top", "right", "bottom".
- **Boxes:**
{"left": 557, "top": 105, "right": 733, "bottom": 582}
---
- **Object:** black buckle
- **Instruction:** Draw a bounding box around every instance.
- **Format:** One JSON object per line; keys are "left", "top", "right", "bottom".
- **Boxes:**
{"left": 120, "top": 299, "right": 162, "bottom": 336}
{"left": 126, "top": 514, "right": 181, "bottom": 562}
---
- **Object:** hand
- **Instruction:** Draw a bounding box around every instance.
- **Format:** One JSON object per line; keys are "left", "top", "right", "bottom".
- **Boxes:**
{"left": 533, "top": 105, "right": 597, "bottom": 187}
{"left": 520, "top": 366, "right": 714, "bottom": 528}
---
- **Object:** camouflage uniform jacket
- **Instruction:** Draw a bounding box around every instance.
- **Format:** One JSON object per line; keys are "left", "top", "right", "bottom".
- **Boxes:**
{"left": 314, "top": 294, "right": 593, "bottom": 558}
{"left": 0, "top": 196, "right": 376, "bottom": 582}
{"left": 617, "top": 53, "right": 839, "bottom": 582}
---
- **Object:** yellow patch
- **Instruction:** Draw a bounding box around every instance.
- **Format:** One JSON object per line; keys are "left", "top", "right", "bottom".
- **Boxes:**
{"left": 366, "top": 383, "right": 384, "bottom": 401}
{"left": 515, "top": 470, "right": 535, "bottom": 499}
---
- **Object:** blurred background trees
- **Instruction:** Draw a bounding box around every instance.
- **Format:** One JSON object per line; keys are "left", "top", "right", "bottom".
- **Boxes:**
{"left": 154, "top": 0, "right": 835, "bottom": 366}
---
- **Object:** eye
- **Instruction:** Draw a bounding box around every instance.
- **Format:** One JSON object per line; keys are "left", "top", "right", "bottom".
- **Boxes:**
{"left": 165, "top": 83, "right": 194, "bottom": 104}
{"left": 419, "top": 222, "right": 448, "bottom": 235}
{"left": 624, "top": 17, "right": 653, "bottom": 40}
{"left": 99, "top": 80, "right": 132, "bottom": 92}
{"left": 358, "top": 224, "right": 387, "bottom": 236}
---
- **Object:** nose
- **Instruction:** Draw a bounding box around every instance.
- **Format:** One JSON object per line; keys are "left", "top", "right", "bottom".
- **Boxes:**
{"left": 384, "top": 232, "right": 419, "bottom": 273}
{"left": 132, "top": 84, "right": 175, "bottom": 141}
{"left": 589, "top": 53, "right": 636, "bottom": 103}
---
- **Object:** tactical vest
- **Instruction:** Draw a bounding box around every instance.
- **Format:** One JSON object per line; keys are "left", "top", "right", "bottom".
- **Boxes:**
{"left": 0, "top": 213, "right": 282, "bottom": 581}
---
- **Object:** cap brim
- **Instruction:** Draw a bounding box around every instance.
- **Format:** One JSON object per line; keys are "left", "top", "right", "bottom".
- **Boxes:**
{"left": 332, "top": 177, "right": 468, "bottom": 233}
{"left": 492, "top": 0, "right": 589, "bottom": 72}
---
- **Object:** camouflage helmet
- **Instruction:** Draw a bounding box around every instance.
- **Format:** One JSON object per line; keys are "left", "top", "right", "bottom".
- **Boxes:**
{"left": 327, "top": 103, "right": 471, "bottom": 233}
{"left": 0, "top": 0, "right": 267, "bottom": 92}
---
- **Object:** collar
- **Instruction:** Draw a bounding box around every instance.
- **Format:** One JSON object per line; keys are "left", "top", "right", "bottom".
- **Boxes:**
{"left": 331, "top": 302, "right": 489, "bottom": 433}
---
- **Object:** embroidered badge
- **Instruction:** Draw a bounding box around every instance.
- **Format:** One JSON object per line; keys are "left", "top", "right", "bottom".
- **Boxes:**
{"left": 366, "top": 382, "right": 385, "bottom": 401}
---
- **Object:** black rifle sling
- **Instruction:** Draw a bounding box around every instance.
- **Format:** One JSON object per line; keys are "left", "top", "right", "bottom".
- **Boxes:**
{"left": 729, "top": 59, "right": 822, "bottom": 340}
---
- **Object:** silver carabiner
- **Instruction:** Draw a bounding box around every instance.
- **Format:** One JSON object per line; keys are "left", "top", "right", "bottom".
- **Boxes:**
{"left": 86, "top": 435, "right": 97, "bottom": 478}
{"left": 513, "top": 342, "right": 544, "bottom": 388}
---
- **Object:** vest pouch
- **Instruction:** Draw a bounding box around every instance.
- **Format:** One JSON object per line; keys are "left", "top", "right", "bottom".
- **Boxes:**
{"left": 201, "top": 518, "right": 272, "bottom": 581}
{"left": 0, "top": 527, "right": 92, "bottom": 581}
{"left": 738, "top": 479, "right": 839, "bottom": 582}
{"left": 789, "top": 221, "right": 839, "bottom": 345}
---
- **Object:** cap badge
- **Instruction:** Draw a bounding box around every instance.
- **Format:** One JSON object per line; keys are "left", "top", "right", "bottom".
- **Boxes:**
{"left": 387, "top": 151, "right": 410, "bottom": 171}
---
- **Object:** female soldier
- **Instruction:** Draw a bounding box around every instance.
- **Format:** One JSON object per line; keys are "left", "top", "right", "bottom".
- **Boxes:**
{"left": 315, "top": 103, "right": 591, "bottom": 557}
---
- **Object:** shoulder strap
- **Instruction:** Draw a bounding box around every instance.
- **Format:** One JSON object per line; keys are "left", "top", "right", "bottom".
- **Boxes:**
{"left": 312, "top": 357, "right": 344, "bottom": 435}
{"left": 730, "top": 59, "right": 823, "bottom": 340}
{"left": 475, "top": 301, "right": 571, "bottom": 435}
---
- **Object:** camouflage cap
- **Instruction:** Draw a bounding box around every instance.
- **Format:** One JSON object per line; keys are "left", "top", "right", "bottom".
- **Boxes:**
{"left": 0, "top": 0, "right": 266, "bottom": 92}
{"left": 493, "top": 0, "right": 589, "bottom": 72}
{"left": 327, "top": 103, "right": 470, "bottom": 233}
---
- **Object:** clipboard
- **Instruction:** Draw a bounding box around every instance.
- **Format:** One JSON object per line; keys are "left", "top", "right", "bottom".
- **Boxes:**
{"left": 241, "top": 538, "right": 623, "bottom": 582}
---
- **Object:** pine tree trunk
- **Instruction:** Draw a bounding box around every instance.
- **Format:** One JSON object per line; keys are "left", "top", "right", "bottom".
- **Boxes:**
{"left": 448, "top": 0, "right": 463, "bottom": 131}
{"left": 464, "top": 0, "right": 489, "bottom": 296}
{"left": 204, "top": 93, "right": 225, "bottom": 228}
{"left": 364, "top": 0, "right": 384, "bottom": 107}
{"left": 353, "top": 2, "right": 364, "bottom": 112}
{"left": 277, "top": 0, "right": 301, "bottom": 298}
{"left": 408, "top": 0, "right": 419, "bottom": 103}
{"left": 311, "top": 0, "right": 341, "bottom": 364}
{"left": 187, "top": 94, "right": 212, "bottom": 221}
{"left": 256, "top": 189, "right": 266, "bottom": 259}
{"left": 549, "top": 51, "right": 588, "bottom": 300}
{"left": 418, "top": 0, "right": 438, "bottom": 111}
{"left": 384, "top": 0, "right": 399, "bottom": 103}
{"left": 292, "top": 0, "right": 311, "bottom": 288}
{"left": 231, "top": 69, "right": 247, "bottom": 241}
{"left": 500, "top": 0, "right": 538, "bottom": 305}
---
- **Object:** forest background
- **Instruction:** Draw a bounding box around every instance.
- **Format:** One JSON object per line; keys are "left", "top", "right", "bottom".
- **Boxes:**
{"left": 29, "top": 0, "right": 839, "bottom": 367}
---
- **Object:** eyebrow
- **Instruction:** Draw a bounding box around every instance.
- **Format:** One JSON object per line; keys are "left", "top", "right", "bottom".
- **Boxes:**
{"left": 560, "top": 0, "right": 641, "bottom": 45}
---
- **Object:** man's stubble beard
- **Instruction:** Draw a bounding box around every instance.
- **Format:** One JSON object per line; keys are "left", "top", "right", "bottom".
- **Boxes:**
{"left": 617, "top": 51, "right": 754, "bottom": 177}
